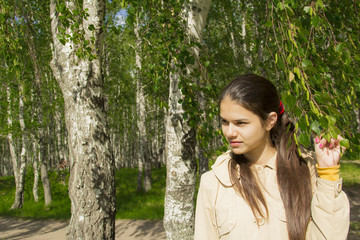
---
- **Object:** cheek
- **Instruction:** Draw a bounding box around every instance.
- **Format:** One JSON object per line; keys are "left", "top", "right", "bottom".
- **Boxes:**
{"left": 221, "top": 126, "right": 227, "bottom": 135}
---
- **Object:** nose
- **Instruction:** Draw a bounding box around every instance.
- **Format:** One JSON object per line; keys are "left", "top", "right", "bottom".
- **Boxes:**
{"left": 224, "top": 123, "right": 237, "bottom": 139}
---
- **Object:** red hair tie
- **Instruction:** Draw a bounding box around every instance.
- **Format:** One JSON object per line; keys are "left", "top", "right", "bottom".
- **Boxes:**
{"left": 279, "top": 100, "right": 285, "bottom": 115}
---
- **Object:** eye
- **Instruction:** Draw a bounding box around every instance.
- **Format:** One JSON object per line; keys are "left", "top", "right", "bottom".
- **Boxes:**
{"left": 220, "top": 118, "right": 229, "bottom": 125}
{"left": 235, "top": 121, "right": 247, "bottom": 126}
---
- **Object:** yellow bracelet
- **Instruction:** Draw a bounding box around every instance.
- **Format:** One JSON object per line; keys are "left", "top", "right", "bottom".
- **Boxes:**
{"left": 316, "top": 164, "right": 340, "bottom": 181}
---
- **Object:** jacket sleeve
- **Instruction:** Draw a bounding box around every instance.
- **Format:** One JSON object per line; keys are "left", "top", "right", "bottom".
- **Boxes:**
{"left": 306, "top": 177, "right": 350, "bottom": 240}
{"left": 194, "top": 171, "right": 220, "bottom": 240}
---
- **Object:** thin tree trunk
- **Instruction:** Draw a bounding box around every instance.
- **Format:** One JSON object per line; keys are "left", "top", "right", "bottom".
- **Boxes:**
{"left": 23, "top": 10, "right": 52, "bottom": 206}
{"left": 50, "top": 0, "right": 116, "bottom": 238}
{"left": 223, "top": 5, "right": 238, "bottom": 62}
{"left": 242, "top": 12, "right": 252, "bottom": 68}
{"left": 32, "top": 135, "right": 40, "bottom": 202}
{"left": 8, "top": 84, "right": 27, "bottom": 209}
{"left": 134, "top": 13, "right": 151, "bottom": 192}
{"left": 163, "top": 1, "right": 211, "bottom": 239}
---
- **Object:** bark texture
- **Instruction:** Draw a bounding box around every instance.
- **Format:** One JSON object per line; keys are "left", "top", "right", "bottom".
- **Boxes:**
{"left": 50, "top": 0, "right": 116, "bottom": 239}
{"left": 163, "top": 1, "right": 211, "bottom": 239}
{"left": 23, "top": 11, "right": 52, "bottom": 206}
{"left": 8, "top": 86, "right": 27, "bottom": 210}
{"left": 134, "top": 14, "right": 151, "bottom": 192}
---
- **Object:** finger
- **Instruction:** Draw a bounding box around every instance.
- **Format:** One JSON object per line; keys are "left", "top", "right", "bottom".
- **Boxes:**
{"left": 329, "top": 138, "right": 336, "bottom": 149}
{"left": 319, "top": 138, "right": 327, "bottom": 149}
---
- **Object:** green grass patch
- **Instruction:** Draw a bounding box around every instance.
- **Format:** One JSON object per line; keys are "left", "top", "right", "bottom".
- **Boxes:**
{"left": 340, "top": 161, "right": 360, "bottom": 186}
{"left": 115, "top": 167, "right": 166, "bottom": 220}
{"left": 0, "top": 166, "right": 166, "bottom": 220}
{"left": 0, "top": 168, "right": 71, "bottom": 220}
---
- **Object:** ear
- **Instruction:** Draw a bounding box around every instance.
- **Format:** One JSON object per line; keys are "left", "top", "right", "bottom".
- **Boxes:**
{"left": 266, "top": 112, "right": 278, "bottom": 131}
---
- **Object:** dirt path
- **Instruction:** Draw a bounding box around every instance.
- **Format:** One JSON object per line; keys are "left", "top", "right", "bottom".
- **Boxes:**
{"left": 0, "top": 218, "right": 166, "bottom": 240}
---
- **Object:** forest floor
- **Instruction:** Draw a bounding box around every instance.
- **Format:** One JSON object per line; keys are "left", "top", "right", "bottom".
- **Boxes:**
{"left": 0, "top": 218, "right": 166, "bottom": 240}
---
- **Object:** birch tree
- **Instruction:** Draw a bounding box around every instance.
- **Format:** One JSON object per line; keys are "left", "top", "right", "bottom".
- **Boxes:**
{"left": 164, "top": 0, "right": 212, "bottom": 239}
{"left": 21, "top": 5, "right": 53, "bottom": 206}
{"left": 50, "top": 0, "right": 116, "bottom": 238}
{"left": 7, "top": 85, "right": 28, "bottom": 209}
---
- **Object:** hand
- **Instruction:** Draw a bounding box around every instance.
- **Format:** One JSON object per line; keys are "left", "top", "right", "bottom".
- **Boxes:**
{"left": 314, "top": 135, "right": 346, "bottom": 167}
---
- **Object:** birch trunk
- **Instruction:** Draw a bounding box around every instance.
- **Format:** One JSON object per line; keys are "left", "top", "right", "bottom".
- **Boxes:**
{"left": 50, "top": 0, "right": 116, "bottom": 238}
{"left": 23, "top": 11, "right": 52, "bottom": 206}
{"left": 134, "top": 13, "right": 151, "bottom": 192}
{"left": 7, "top": 91, "right": 19, "bottom": 207}
{"left": 8, "top": 85, "right": 27, "bottom": 209}
{"left": 32, "top": 136, "right": 40, "bottom": 202}
{"left": 242, "top": 13, "right": 252, "bottom": 68}
{"left": 223, "top": 5, "right": 238, "bottom": 62}
{"left": 163, "top": 1, "right": 211, "bottom": 239}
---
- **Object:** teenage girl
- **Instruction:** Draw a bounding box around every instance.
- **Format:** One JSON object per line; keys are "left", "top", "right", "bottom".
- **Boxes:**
{"left": 194, "top": 74, "right": 349, "bottom": 240}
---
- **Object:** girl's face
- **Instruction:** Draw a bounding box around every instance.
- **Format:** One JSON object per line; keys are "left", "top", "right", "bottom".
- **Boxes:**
{"left": 220, "top": 96, "right": 275, "bottom": 161}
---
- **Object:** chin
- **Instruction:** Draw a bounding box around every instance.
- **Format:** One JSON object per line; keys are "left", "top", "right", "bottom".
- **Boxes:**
{"left": 231, "top": 148, "right": 246, "bottom": 155}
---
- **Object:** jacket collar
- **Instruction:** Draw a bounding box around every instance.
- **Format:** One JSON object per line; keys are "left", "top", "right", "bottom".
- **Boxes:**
{"left": 211, "top": 151, "right": 277, "bottom": 187}
{"left": 211, "top": 150, "right": 233, "bottom": 187}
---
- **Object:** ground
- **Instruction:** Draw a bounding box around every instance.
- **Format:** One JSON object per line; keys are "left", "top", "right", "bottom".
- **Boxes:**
{"left": 0, "top": 186, "right": 359, "bottom": 240}
{"left": 0, "top": 218, "right": 166, "bottom": 240}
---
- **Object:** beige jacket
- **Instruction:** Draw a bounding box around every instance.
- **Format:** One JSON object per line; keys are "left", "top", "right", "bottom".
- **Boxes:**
{"left": 194, "top": 151, "right": 350, "bottom": 240}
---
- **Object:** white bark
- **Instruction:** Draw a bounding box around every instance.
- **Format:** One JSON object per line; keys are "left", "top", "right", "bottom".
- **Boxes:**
{"left": 134, "top": 13, "right": 151, "bottom": 192}
{"left": 242, "top": 12, "right": 252, "bottom": 68}
{"left": 50, "top": 0, "right": 116, "bottom": 239}
{"left": 223, "top": 5, "right": 238, "bottom": 61}
{"left": 32, "top": 135, "right": 40, "bottom": 202}
{"left": 8, "top": 85, "right": 27, "bottom": 209}
{"left": 7, "top": 87, "right": 18, "bottom": 181}
{"left": 24, "top": 12, "right": 53, "bottom": 206}
{"left": 356, "top": 109, "right": 360, "bottom": 133}
{"left": 164, "top": 1, "right": 211, "bottom": 239}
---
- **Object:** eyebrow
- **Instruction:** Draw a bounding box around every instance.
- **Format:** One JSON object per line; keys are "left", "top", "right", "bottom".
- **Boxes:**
{"left": 219, "top": 116, "right": 249, "bottom": 122}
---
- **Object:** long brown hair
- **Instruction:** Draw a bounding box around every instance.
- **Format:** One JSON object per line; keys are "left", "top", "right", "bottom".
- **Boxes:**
{"left": 220, "top": 74, "right": 312, "bottom": 240}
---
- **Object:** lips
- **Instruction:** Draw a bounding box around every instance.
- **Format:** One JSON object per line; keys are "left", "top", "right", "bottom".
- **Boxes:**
{"left": 230, "top": 141, "right": 243, "bottom": 147}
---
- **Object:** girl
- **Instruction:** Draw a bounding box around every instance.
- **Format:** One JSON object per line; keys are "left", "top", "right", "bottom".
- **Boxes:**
{"left": 194, "top": 74, "right": 350, "bottom": 240}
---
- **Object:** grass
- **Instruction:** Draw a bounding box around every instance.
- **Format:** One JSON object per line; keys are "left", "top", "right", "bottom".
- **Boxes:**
{"left": 115, "top": 167, "right": 166, "bottom": 220}
{"left": 0, "top": 169, "right": 71, "bottom": 220}
{"left": 0, "top": 167, "right": 167, "bottom": 220}
{"left": 340, "top": 161, "right": 360, "bottom": 186}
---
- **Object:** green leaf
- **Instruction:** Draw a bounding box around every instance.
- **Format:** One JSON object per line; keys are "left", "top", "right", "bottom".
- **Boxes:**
{"left": 311, "top": 121, "right": 321, "bottom": 135}
{"left": 285, "top": 94, "right": 297, "bottom": 109}
{"left": 326, "top": 115, "right": 336, "bottom": 126}
{"left": 309, "top": 101, "right": 320, "bottom": 117}
{"left": 340, "top": 139, "right": 349, "bottom": 149}
{"left": 293, "top": 67, "right": 301, "bottom": 79}
{"left": 298, "top": 116, "right": 308, "bottom": 131}
{"left": 301, "top": 59, "right": 313, "bottom": 68}
{"left": 88, "top": 24, "right": 95, "bottom": 31}
{"left": 72, "top": 9, "right": 80, "bottom": 16}
{"left": 298, "top": 133, "right": 311, "bottom": 147}
{"left": 316, "top": 0, "right": 324, "bottom": 9}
